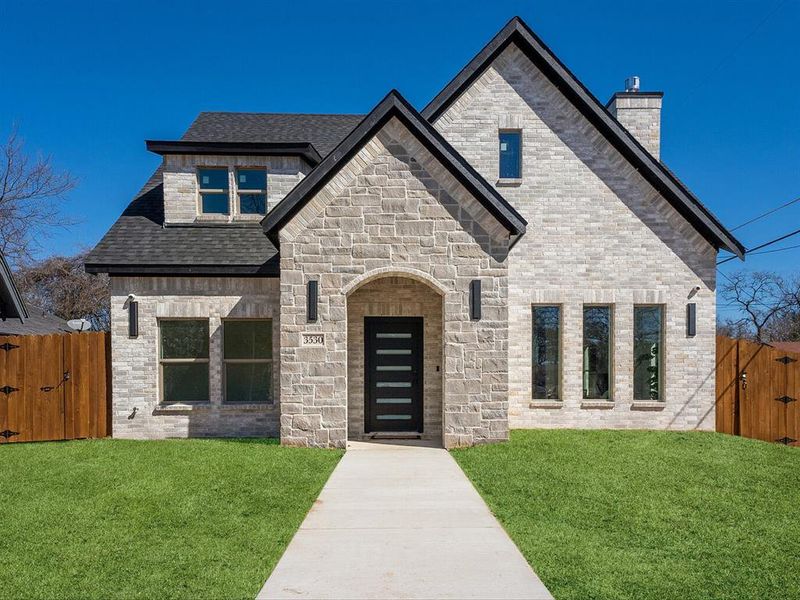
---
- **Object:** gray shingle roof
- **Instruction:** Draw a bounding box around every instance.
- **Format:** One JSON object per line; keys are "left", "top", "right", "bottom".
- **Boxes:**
{"left": 182, "top": 112, "right": 365, "bottom": 157}
{"left": 85, "top": 168, "right": 280, "bottom": 275}
{"left": 0, "top": 305, "right": 72, "bottom": 336}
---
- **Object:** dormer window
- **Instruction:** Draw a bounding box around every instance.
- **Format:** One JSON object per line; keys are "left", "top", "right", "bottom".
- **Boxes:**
{"left": 236, "top": 168, "right": 267, "bottom": 214}
{"left": 198, "top": 168, "right": 230, "bottom": 214}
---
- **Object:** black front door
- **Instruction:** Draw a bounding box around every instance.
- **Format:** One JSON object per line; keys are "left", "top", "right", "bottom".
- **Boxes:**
{"left": 365, "top": 317, "right": 423, "bottom": 433}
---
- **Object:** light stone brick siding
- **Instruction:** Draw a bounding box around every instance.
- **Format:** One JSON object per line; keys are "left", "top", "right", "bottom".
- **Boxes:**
{"left": 434, "top": 44, "right": 717, "bottom": 431}
{"left": 347, "top": 277, "right": 443, "bottom": 442}
{"left": 110, "top": 276, "right": 281, "bottom": 439}
{"left": 608, "top": 95, "right": 663, "bottom": 159}
{"left": 162, "top": 154, "right": 310, "bottom": 223}
{"left": 279, "top": 117, "right": 510, "bottom": 449}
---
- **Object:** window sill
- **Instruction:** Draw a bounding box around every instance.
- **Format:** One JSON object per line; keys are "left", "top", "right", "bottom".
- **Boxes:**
{"left": 232, "top": 214, "right": 264, "bottom": 222}
{"left": 580, "top": 400, "right": 615, "bottom": 410}
{"left": 630, "top": 401, "right": 665, "bottom": 411}
{"left": 195, "top": 214, "right": 230, "bottom": 222}
{"left": 496, "top": 178, "right": 523, "bottom": 187}
{"left": 220, "top": 402, "right": 275, "bottom": 411}
{"left": 530, "top": 400, "right": 562, "bottom": 409}
{"left": 154, "top": 402, "right": 212, "bottom": 413}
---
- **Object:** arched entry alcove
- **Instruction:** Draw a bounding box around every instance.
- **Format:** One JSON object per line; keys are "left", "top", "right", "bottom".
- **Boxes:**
{"left": 346, "top": 272, "right": 445, "bottom": 445}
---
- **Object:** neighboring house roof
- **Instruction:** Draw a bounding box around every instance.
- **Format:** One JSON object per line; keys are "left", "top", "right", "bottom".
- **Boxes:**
{"left": 182, "top": 112, "right": 366, "bottom": 157}
{"left": 772, "top": 341, "right": 800, "bottom": 355}
{"left": 84, "top": 169, "right": 280, "bottom": 276}
{"left": 0, "top": 252, "right": 29, "bottom": 321}
{"left": 0, "top": 305, "right": 72, "bottom": 336}
{"left": 422, "top": 16, "right": 745, "bottom": 259}
{"left": 262, "top": 90, "right": 528, "bottom": 247}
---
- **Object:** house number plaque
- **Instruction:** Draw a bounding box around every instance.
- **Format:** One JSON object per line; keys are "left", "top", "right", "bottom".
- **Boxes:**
{"left": 302, "top": 333, "right": 325, "bottom": 346}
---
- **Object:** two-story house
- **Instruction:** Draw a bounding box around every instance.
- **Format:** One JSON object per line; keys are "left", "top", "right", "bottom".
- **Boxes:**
{"left": 86, "top": 17, "right": 743, "bottom": 448}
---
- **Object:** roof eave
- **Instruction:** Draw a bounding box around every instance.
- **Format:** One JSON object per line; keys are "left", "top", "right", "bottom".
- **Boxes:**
{"left": 145, "top": 140, "right": 322, "bottom": 166}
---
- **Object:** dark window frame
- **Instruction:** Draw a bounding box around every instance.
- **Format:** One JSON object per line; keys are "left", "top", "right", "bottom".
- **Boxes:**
{"left": 222, "top": 318, "right": 274, "bottom": 404}
{"left": 158, "top": 318, "right": 210, "bottom": 404}
{"left": 532, "top": 304, "right": 561, "bottom": 400}
{"left": 633, "top": 305, "right": 665, "bottom": 402}
{"left": 499, "top": 130, "right": 522, "bottom": 179}
{"left": 582, "top": 305, "right": 613, "bottom": 400}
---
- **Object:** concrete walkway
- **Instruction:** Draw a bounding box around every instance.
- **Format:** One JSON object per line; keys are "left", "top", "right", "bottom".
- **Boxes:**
{"left": 258, "top": 441, "right": 552, "bottom": 599}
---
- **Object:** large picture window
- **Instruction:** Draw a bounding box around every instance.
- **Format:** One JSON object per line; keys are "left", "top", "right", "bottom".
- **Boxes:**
{"left": 532, "top": 306, "right": 560, "bottom": 400}
{"left": 198, "top": 167, "right": 230, "bottom": 214}
{"left": 583, "top": 306, "right": 612, "bottom": 400}
{"left": 159, "top": 320, "right": 209, "bottom": 403}
{"left": 224, "top": 320, "right": 273, "bottom": 403}
{"left": 633, "top": 306, "right": 663, "bottom": 401}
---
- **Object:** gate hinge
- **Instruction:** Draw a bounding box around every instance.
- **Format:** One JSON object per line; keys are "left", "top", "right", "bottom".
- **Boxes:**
{"left": 775, "top": 395, "right": 797, "bottom": 404}
{"left": 776, "top": 355, "right": 798, "bottom": 365}
{"left": 0, "top": 385, "right": 19, "bottom": 395}
{"left": 0, "top": 342, "right": 19, "bottom": 352}
{"left": 0, "top": 429, "right": 19, "bottom": 440}
{"left": 776, "top": 436, "right": 797, "bottom": 445}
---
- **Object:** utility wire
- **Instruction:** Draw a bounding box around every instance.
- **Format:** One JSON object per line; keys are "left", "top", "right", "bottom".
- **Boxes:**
{"left": 746, "top": 242, "right": 800, "bottom": 257}
{"left": 731, "top": 195, "right": 800, "bottom": 231}
{"left": 718, "top": 227, "right": 800, "bottom": 265}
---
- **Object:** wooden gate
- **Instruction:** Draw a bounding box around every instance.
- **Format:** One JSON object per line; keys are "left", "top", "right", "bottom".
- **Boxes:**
{"left": 716, "top": 336, "right": 800, "bottom": 445}
{"left": 0, "top": 332, "right": 110, "bottom": 443}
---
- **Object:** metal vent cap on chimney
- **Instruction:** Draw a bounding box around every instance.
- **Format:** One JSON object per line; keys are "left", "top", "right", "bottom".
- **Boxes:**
{"left": 625, "top": 75, "right": 640, "bottom": 92}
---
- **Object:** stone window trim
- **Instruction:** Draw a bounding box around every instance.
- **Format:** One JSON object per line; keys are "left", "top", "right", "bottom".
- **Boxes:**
{"left": 222, "top": 318, "right": 274, "bottom": 405}
{"left": 531, "top": 303, "right": 562, "bottom": 402}
{"left": 633, "top": 304, "right": 666, "bottom": 403}
{"left": 158, "top": 318, "right": 211, "bottom": 405}
{"left": 195, "top": 165, "right": 270, "bottom": 220}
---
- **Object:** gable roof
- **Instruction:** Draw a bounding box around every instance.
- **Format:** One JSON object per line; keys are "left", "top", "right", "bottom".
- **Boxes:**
{"left": 182, "top": 112, "right": 365, "bottom": 157}
{"left": 262, "top": 90, "right": 527, "bottom": 247}
{"left": 0, "top": 253, "right": 28, "bottom": 322}
{"left": 422, "top": 16, "right": 745, "bottom": 258}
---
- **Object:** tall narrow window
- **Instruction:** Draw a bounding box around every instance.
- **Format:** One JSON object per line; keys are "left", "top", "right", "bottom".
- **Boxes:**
{"left": 499, "top": 131, "right": 522, "bottom": 179}
{"left": 532, "top": 306, "right": 560, "bottom": 399}
{"left": 236, "top": 168, "right": 267, "bottom": 214}
{"left": 159, "top": 320, "right": 209, "bottom": 403}
{"left": 583, "top": 306, "right": 612, "bottom": 400}
{"left": 633, "top": 306, "right": 663, "bottom": 401}
{"left": 224, "top": 320, "right": 273, "bottom": 403}
{"left": 198, "top": 167, "right": 229, "bottom": 214}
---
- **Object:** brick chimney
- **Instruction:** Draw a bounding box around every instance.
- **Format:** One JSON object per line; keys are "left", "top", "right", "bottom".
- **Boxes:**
{"left": 606, "top": 76, "right": 664, "bottom": 160}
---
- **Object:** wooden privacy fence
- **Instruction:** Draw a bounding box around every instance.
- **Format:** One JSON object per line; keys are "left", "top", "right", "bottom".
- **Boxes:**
{"left": 716, "top": 335, "right": 799, "bottom": 446}
{"left": 0, "top": 332, "right": 110, "bottom": 443}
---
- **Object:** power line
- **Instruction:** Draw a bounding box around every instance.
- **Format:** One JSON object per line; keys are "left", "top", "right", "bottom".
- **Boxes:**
{"left": 731, "top": 195, "right": 800, "bottom": 231}
{"left": 747, "top": 242, "right": 800, "bottom": 257}
{"left": 718, "top": 227, "right": 800, "bottom": 265}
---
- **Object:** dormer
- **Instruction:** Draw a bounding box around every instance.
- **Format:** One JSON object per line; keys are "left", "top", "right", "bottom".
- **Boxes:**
{"left": 147, "top": 112, "right": 365, "bottom": 224}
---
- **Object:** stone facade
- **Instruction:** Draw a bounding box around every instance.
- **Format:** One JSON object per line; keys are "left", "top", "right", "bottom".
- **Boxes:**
{"left": 278, "top": 117, "right": 510, "bottom": 449}
{"left": 432, "top": 44, "right": 717, "bottom": 431}
{"left": 347, "top": 277, "right": 444, "bottom": 442}
{"left": 162, "top": 154, "right": 309, "bottom": 223}
{"left": 110, "top": 276, "right": 281, "bottom": 438}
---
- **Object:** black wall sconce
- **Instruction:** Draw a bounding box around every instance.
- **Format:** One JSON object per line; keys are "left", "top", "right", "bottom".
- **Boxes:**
{"left": 686, "top": 302, "right": 696, "bottom": 337}
{"left": 307, "top": 280, "right": 318, "bottom": 323}
{"left": 128, "top": 299, "right": 139, "bottom": 338}
{"left": 470, "top": 280, "right": 482, "bottom": 320}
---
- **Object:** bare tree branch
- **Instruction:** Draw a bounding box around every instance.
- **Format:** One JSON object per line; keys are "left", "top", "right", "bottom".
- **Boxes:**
{"left": 0, "top": 126, "right": 78, "bottom": 266}
{"left": 719, "top": 270, "right": 790, "bottom": 342}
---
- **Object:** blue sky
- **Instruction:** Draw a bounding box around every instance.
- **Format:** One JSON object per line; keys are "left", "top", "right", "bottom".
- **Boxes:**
{"left": 1, "top": 0, "right": 798, "bottom": 315}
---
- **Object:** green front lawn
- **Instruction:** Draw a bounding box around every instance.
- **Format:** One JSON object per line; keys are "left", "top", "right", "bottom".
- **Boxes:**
{"left": 0, "top": 438, "right": 341, "bottom": 599}
{"left": 452, "top": 430, "right": 800, "bottom": 600}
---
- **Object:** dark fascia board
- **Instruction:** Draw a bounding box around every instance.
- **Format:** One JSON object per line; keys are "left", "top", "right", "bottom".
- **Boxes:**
{"left": 421, "top": 16, "right": 744, "bottom": 258}
{"left": 0, "top": 253, "right": 27, "bottom": 321}
{"left": 262, "top": 90, "right": 527, "bottom": 247}
{"left": 84, "top": 262, "right": 280, "bottom": 277}
{"left": 146, "top": 140, "right": 322, "bottom": 166}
